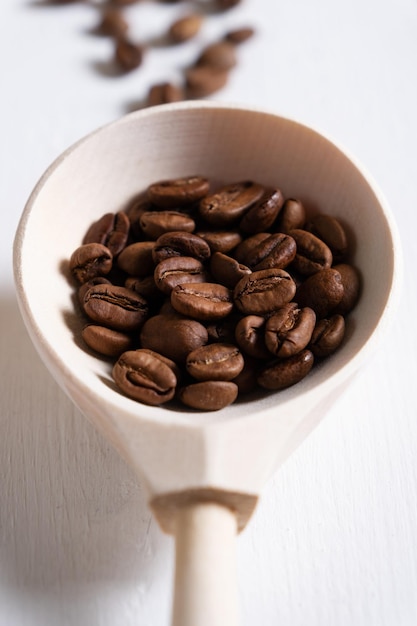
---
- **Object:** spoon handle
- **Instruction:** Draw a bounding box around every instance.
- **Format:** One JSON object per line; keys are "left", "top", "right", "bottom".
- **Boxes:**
{"left": 171, "top": 501, "right": 239, "bottom": 626}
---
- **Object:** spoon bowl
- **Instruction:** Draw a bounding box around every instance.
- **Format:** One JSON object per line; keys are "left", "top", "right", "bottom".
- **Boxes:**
{"left": 13, "top": 101, "right": 401, "bottom": 625}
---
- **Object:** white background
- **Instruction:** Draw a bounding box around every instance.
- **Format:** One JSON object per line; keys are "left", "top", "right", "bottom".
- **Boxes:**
{"left": 1, "top": 1, "right": 417, "bottom": 625}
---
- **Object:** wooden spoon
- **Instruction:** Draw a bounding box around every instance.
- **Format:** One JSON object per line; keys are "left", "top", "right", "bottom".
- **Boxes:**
{"left": 13, "top": 102, "right": 402, "bottom": 626}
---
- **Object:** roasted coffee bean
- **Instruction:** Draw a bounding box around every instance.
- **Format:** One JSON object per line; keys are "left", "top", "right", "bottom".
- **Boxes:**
{"left": 124, "top": 195, "right": 151, "bottom": 239}
{"left": 169, "top": 14, "right": 203, "bottom": 43}
{"left": 148, "top": 176, "right": 210, "bottom": 209}
{"left": 234, "top": 268, "right": 296, "bottom": 315}
{"left": 117, "top": 241, "right": 155, "bottom": 276}
{"left": 196, "top": 41, "right": 237, "bottom": 71}
{"left": 265, "top": 304, "right": 316, "bottom": 358}
{"left": 235, "top": 315, "right": 270, "bottom": 359}
{"left": 196, "top": 230, "right": 242, "bottom": 253}
{"left": 310, "top": 314, "right": 345, "bottom": 357}
{"left": 70, "top": 174, "right": 359, "bottom": 411}
{"left": 113, "top": 349, "right": 177, "bottom": 405}
{"left": 186, "top": 343, "right": 244, "bottom": 381}
{"left": 152, "top": 231, "right": 211, "bottom": 263}
{"left": 185, "top": 65, "right": 230, "bottom": 98}
{"left": 333, "top": 263, "right": 361, "bottom": 314}
{"left": 239, "top": 188, "right": 284, "bottom": 234}
{"left": 178, "top": 380, "right": 238, "bottom": 410}
{"left": 233, "top": 357, "right": 258, "bottom": 394}
{"left": 290, "top": 229, "right": 333, "bottom": 275}
{"left": 96, "top": 8, "right": 128, "bottom": 38}
{"left": 83, "top": 211, "right": 130, "bottom": 256}
{"left": 233, "top": 232, "right": 271, "bottom": 264}
{"left": 243, "top": 233, "right": 297, "bottom": 270}
{"left": 115, "top": 38, "right": 144, "bottom": 72}
{"left": 296, "top": 268, "right": 344, "bottom": 319}
{"left": 146, "top": 82, "right": 184, "bottom": 107}
{"left": 216, "top": 0, "right": 242, "bottom": 9}
{"left": 140, "top": 210, "right": 195, "bottom": 239}
{"left": 306, "top": 214, "right": 348, "bottom": 262}
{"left": 206, "top": 316, "right": 239, "bottom": 344}
{"left": 210, "top": 251, "right": 251, "bottom": 289}
{"left": 83, "top": 284, "right": 148, "bottom": 331}
{"left": 125, "top": 275, "right": 163, "bottom": 302}
{"left": 275, "top": 198, "right": 306, "bottom": 233}
{"left": 257, "top": 349, "right": 314, "bottom": 391}
{"left": 225, "top": 27, "right": 255, "bottom": 45}
{"left": 199, "top": 181, "right": 264, "bottom": 226}
{"left": 78, "top": 277, "right": 112, "bottom": 307}
{"left": 69, "top": 243, "right": 113, "bottom": 284}
{"left": 82, "top": 324, "right": 133, "bottom": 357}
{"left": 154, "top": 256, "right": 208, "bottom": 295}
{"left": 140, "top": 314, "right": 208, "bottom": 362}
{"left": 171, "top": 282, "right": 233, "bottom": 320}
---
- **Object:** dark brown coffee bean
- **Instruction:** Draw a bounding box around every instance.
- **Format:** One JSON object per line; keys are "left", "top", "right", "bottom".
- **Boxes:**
{"left": 275, "top": 198, "right": 306, "bottom": 232}
{"left": 125, "top": 275, "right": 163, "bottom": 302}
{"left": 333, "top": 264, "right": 361, "bottom": 314}
{"left": 124, "top": 195, "right": 150, "bottom": 239}
{"left": 112, "top": 0, "right": 141, "bottom": 5}
{"left": 169, "top": 14, "right": 203, "bottom": 43}
{"left": 139, "top": 348, "right": 182, "bottom": 381}
{"left": 148, "top": 176, "right": 210, "bottom": 209}
{"left": 69, "top": 243, "right": 113, "bottom": 284}
{"left": 234, "top": 269, "right": 296, "bottom": 315}
{"left": 306, "top": 214, "right": 348, "bottom": 262}
{"left": 257, "top": 349, "right": 314, "bottom": 391}
{"left": 154, "top": 256, "right": 208, "bottom": 295}
{"left": 196, "top": 230, "right": 242, "bottom": 254}
{"left": 140, "top": 211, "right": 195, "bottom": 239}
{"left": 83, "top": 284, "right": 148, "bottom": 331}
{"left": 265, "top": 304, "right": 316, "bottom": 358}
{"left": 232, "top": 357, "right": 258, "bottom": 394}
{"left": 152, "top": 231, "right": 211, "bottom": 264}
{"left": 78, "top": 277, "right": 112, "bottom": 307}
{"left": 233, "top": 232, "right": 271, "bottom": 264}
{"left": 83, "top": 211, "right": 130, "bottom": 256}
{"left": 178, "top": 380, "right": 238, "bottom": 411}
{"left": 199, "top": 181, "right": 264, "bottom": 226}
{"left": 310, "top": 314, "right": 345, "bottom": 357}
{"left": 224, "top": 27, "right": 255, "bottom": 45}
{"left": 171, "top": 282, "right": 233, "bottom": 321}
{"left": 243, "top": 233, "right": 297, "bottom": 271}
{"left": 140, "top": 314, "right": 208, "bottom": 362}
{"left": 186, "top": 343, "right": 244, "bottom": 381}
{"left": 206, "top": 316, "right": 239, "bottom": 344}
{"left": 113, "top": 349, "right": 177, "bottom": 405}
{"left": 296, "top": 268, "right": 344, "bottom": 319}
{"left": 239, "top": 188, "right": 285, "bottom": 234}
{"left": 185, "top": 66, "right": 230, "bottom": 98}
{"left": 210, "top": 251, "right": 251, "bottom": 289}
{"left": 96, "top": 9, "right": 128, "bottom": 38}
{"left": 289, "top": 229, "right": 333, "bottom": 275}
{"left": 82, "top": 324, "right": 133, "bottom": 357}
{"left": 117, "top": 241, "right": 155, "bottom": 276}
{"left": 216, "top": 0, "right": 242, "bottom": 9}
{"left": 196, "top": 41, "right": 237, "bottom": 71}
{"left": 146, "top": 82, "right": 184, "bottom": 107}
{"left": 235, "top": 315, "right": 270, "bottom": 359}
{"left": 115, "top": 38, "right": 144, "bottom": 72}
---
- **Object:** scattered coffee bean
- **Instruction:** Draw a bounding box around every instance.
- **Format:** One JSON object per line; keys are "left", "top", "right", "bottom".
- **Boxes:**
{"left": 96, "top": 9, "right": 129, "bottom": 38}
{"left": 115, "top": 38, "right": 145, "bottom": 72}
{"left": 224, "top": 27, "right": 255, "bottom": 45}
{"left": 68, "top": 174, "right": 360, "bottom": 411}
{"left": 196, "top": 41, "right": 237, "bottom": 71}
{"left": 185, "top": 65, "right": 230, "bottom": 98}
{"left": 169, "top": 13, "right": 203, "bottom": 43}
{"left": 146, "top": 82, "right": 184, "bottom": 107}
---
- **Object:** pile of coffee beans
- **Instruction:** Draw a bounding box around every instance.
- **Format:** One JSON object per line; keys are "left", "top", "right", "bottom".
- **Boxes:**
{"left": 45, "top": 0, "right": 254, "bottom": 108}
{"left": 68, "top": 175, "right": 360, "bottom": 411}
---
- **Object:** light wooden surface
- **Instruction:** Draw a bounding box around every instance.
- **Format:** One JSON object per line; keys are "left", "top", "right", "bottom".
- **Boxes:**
{"left": 1, "top": 1, "right": 417, "bottom": 625}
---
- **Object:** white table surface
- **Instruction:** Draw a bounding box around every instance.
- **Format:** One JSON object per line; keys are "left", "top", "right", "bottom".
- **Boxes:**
{"left": 1, "top": 1, "right": 417, "bottom": 625}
